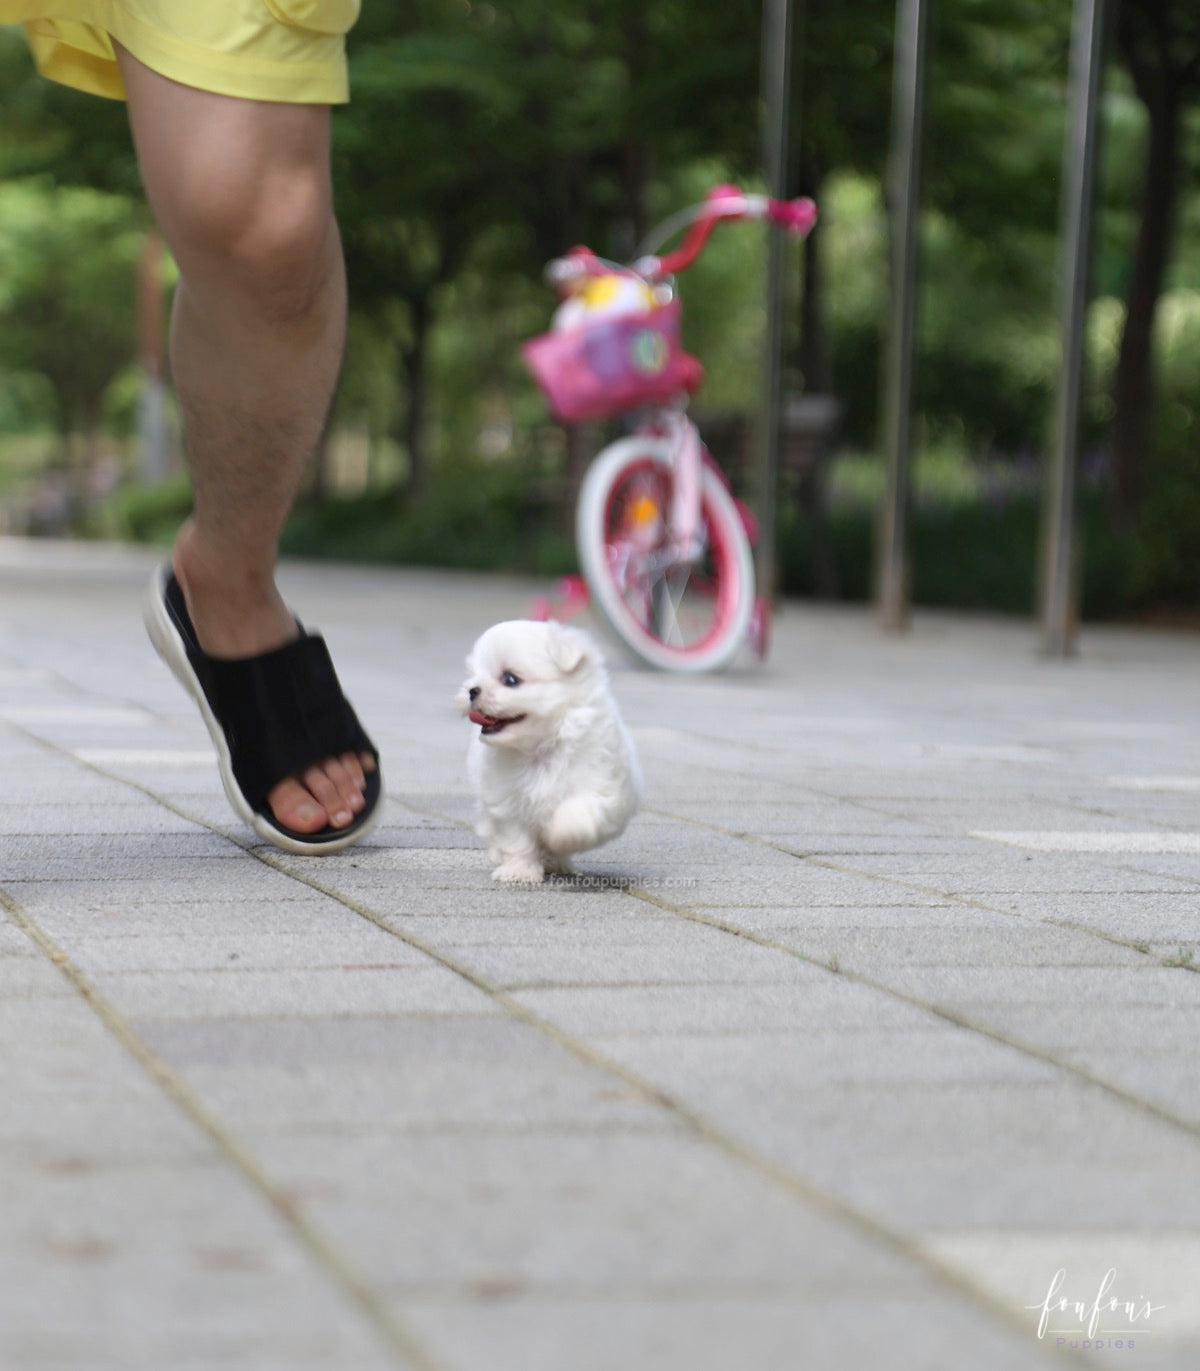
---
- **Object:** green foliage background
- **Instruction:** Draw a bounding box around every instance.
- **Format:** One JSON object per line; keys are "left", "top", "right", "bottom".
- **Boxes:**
{"left": 1, "top": 0, "right": 1199, "bottom": 618}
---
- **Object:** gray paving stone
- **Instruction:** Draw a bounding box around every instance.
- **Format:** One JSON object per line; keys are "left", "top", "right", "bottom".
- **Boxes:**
{"left": 0, "top": 920, "right": 32, "bottom": 955}
{"left": 375, "top": 910, "right": 682, "bottom": 948}
{"left": 958, "top": 999, "right": 1200, "bottom": 1052}
{"left": 61, "top": 927, "right": 430, "bottom": 974}
{"left": 699, "top": 901, "right": 972, "bottom": 930}
{"left": 138, "top": 1015, "right": 673, "bottom": 1135}
{"left": 817, "top": 1152, "right": 1200, "bottom": 1231}
{"left": 0, "top": 803, "right": 205, "bottom": 836}
{"left": 858, "top": 964, "right": 1200, "bottom": 1008}
{"left": 765, "top": 922, "right": 1150, "bottom": 970}
{"left": 429, "top": 924, "right": 807, "bottom": 989}
{"left": 688, "top": 1075, "right": 1199, "bottom": 1172}
{"left": 257, "top": 1130, "right": 917, "bottom": 1291}
{"left": 0, "top": 953, "right": 75, "bottom": 998}
{"left": 1059, "top": 1050, "right": 1200, "bottom": 1126}
{"left": 21, "top": 897, "right": 363, "bottom": 937}
{"left": 1000, "top": 893, "right": 1200, "bottom": 942}
{"left": 369, "top": 884, "right": 650, "bottom": 919}
{"left": 92, "top": 962, "right": 493, "bottom": 1019}
{"left": 0, "top": 1161, "right": 406, "bottom": 1370}
{"left": 396, "top": 1290, "right": 1053, "bottom": 1371}
{"left": 5, "top": 860, "right": 321, "bottom": 898}
{"left": 5, "top": 541, "right": 1200, "bottom": 1369}
{"left": 3, "top": 832, "right": 244, "bottom": 861}
{"left": 588, "top": 1025, "right": 1062, "bottom": 1094}
{"left": 514, "top": 976, "right": 935, "bottom": 1036}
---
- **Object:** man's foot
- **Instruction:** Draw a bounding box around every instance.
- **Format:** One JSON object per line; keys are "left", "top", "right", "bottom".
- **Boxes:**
{"left": 171, "top": 524, "right": 377, "bottom": 837}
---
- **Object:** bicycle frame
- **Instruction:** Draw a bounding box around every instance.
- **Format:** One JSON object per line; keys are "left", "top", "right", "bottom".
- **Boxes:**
{"left": 547, "top": 184, "right": 814, "bottom": 552}
{"left": 527, "top": 183, "right": 817, "bottom": 668}
{"left": 657, "top": 410, "right": 704, "bottom": 561}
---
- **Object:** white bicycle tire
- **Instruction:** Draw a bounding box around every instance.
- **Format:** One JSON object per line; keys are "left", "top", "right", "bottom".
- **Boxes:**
{"left": 576, "top": 435, "right": 756, "bottom": 672}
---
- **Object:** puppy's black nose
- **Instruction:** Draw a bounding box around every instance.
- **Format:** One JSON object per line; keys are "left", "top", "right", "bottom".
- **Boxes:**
{"left": 469, "top": 686, "right": 480, "bottom": 703}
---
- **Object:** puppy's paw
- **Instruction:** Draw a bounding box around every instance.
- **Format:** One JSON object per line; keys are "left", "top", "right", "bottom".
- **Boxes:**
{"left": 544, "top": 796, "right": 602, "bottom": 855}
{"left": 492, "top": 857, "right": 545, "bottom": 884}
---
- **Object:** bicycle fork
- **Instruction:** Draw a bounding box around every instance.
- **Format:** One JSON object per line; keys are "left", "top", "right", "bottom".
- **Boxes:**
{"left": 663, "top": 411, "right": 705, "bottom": 562}
{"left": 624, "top": 411, "right": 701, "bottom": 645}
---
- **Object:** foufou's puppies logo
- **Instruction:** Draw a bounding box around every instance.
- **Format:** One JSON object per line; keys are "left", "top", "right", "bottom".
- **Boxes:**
{"left": 1026, "top": 1267, "right": 1165, "bottom": 1347}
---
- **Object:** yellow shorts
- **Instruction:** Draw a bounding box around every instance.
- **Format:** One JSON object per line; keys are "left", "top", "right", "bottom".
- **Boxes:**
{"left": 0, "top": 0, "right": 359, "bottom": 103}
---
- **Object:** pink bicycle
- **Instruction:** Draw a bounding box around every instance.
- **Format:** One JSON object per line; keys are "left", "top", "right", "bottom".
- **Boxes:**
{"left": 523, "top": 183, "right": 817, "bottom": 672}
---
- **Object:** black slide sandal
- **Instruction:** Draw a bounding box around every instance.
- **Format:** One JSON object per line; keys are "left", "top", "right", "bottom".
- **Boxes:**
{"left": 144, "top": 564, "right": 383, "bottom": 854}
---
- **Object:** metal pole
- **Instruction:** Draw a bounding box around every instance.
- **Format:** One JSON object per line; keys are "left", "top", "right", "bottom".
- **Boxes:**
{"left": 877, "top": 0, "right": 928, "bottom": 632}
{"left": 754, "top": 0, "right": 794, "bottom": 607}
{"left": 1040, "top": 0, "right": 1108, "bottom": 657}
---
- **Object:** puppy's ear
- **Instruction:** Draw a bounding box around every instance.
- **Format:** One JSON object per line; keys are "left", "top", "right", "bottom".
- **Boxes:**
{"left": 546, "top": 623, "right": 592, "bottom": 674}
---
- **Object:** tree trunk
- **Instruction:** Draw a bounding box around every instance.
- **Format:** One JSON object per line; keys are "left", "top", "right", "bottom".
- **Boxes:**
{"left": 799, "top": 211, "right": 832, "bottom": 395}
{"left": 400, "top": 291, "right": 433, "bottom": 501}
{"left": 620, "top": 3, "right": 649, "bottom": 251}
{"left": 1110, "top": 78, "right": 1181, "bottom": 525}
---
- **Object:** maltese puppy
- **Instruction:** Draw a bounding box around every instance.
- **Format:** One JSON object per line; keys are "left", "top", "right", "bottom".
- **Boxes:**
{"left": 456, "top": 619, "right": 642, "bottom": 883}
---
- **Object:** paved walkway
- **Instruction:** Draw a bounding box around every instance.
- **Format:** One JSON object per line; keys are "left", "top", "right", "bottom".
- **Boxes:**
{"left": 1, "top": 535, "right": 1198, "bottom": 1371}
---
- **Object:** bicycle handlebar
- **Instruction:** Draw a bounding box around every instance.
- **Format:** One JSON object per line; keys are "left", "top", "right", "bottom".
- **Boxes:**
{"left": 646, "top": 185, "right": 817, "bottom": 277}
{"left": 765, "top": 196, "right": 819, "bottom": 235}
{"left": 545, "top": 183, "right": 817, "bottom": 292}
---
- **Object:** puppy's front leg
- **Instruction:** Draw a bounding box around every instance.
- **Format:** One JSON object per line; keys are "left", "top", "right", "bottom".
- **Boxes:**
{"left": 484, "top": 821, "right": 546, "bottom": 884}
{"left": 493, "top": 852, "right": 546, "bottom": 883}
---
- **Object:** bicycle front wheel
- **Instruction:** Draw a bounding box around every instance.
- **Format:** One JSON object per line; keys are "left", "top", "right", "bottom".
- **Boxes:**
{"left": 576, "top": 436, "right": 756, "bottom": 672}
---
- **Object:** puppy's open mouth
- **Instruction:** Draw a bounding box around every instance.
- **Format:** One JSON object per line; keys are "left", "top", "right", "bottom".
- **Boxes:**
{"left": 469, "top": 710, "right": 526, "bottom": 737}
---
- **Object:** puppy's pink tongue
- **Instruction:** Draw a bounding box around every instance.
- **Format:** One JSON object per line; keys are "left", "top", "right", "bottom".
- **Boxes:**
{"left": 469, "top": 710, "right": 496, "bottom": 727}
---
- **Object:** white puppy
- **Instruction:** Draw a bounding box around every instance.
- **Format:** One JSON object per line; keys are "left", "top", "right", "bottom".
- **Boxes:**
{"left": 456, "top": 619, "right": 642, "bottom": 883}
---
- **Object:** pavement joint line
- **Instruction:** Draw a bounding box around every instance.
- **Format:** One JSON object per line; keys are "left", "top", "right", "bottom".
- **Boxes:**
{"left": 16, "top": 734, "right": 1200, "bottom": 1027}
{"left": 228, "top": 849, "right": 1061, "bottom": 1354}
{"left": 776, "top": 851, "right": 1200, "bottom": 973}
{"left": 650, "top": 802, "right": 1200, "bottom": 962}
{"left": 623, "top": 856, "right": 1200, "bottom": 1148}
{"left": 1027, "top": 794, "right": 1200, "bottom": 835}
{"left": 377, "top": 795, "right": 1200, "bottom": 1139}
{"left": 795, "top": 786, "right": 1200, "bottom": 856}
{"left": 11, "top": 772, "right": 1031, "bottom": 1341}
{"left": 14, "top": 712, "right": 1195, "bottom": 1352}
{"left": 1037, "top": 916, "right": 1200, "bottom": 974}
{"left": 0, "top": 883, "right": 447, "bottom": 1371}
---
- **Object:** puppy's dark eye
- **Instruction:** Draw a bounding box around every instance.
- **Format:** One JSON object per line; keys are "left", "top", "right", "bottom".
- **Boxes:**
{"left": 501, "top": 671, "right": 521, "bottom": 688}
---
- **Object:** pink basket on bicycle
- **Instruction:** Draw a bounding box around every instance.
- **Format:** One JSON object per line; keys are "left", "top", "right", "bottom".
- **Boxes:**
{"left": 522, "top": 301, "right": 703, "bottom": 423}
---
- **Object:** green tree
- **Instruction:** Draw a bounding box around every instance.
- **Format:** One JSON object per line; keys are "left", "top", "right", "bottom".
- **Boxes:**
{"left": 334, "top": 0, "right": 768, "bottom": 494}
{"left": 0, "top": 28, "right": 138, "bottom": 190}
{"left": 0, "top": 182, "right": 141, "bottom": 492}
{"left": 1110, "top": 0, "right": 1200, "bottom": 523}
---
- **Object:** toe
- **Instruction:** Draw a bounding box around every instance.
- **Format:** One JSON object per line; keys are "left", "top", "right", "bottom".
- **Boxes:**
{"left": 336, "top": 750, "right": 369, "bottom": 795}
{"left": 266, "top": 754, "right": 371, "bottom": 834}
{"left": 298, "top": 760, "right": 359, "bottom": 829}
{"left": 266, "top": 777, "right": 331, "bottom": 834}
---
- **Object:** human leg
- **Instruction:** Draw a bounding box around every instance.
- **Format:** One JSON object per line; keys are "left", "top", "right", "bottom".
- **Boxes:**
{"left": 117, "top": 44, "right": 374, "bottom": 837}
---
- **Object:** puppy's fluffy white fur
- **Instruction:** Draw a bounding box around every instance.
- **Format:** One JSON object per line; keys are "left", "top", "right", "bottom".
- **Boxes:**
{"left": 456, "top": 619, "right": 642, "bottom": 883}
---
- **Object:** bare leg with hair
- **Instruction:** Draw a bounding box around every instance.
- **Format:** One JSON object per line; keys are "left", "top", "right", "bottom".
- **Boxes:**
{"left": 117, "top": 46, "right": 374, "bottom": 835}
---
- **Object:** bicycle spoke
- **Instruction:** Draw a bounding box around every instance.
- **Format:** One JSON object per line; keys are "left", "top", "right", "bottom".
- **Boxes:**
{"left": 651, "top": 563, "right": 702, "bottom": 646}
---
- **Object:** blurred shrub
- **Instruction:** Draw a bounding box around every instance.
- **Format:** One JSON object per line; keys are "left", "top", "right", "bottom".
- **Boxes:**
{"left": 280, "top": 453, "right": 573, "bottom": 576}
{"left": 109, "top": 472, "right": 192, "bottom": 545}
